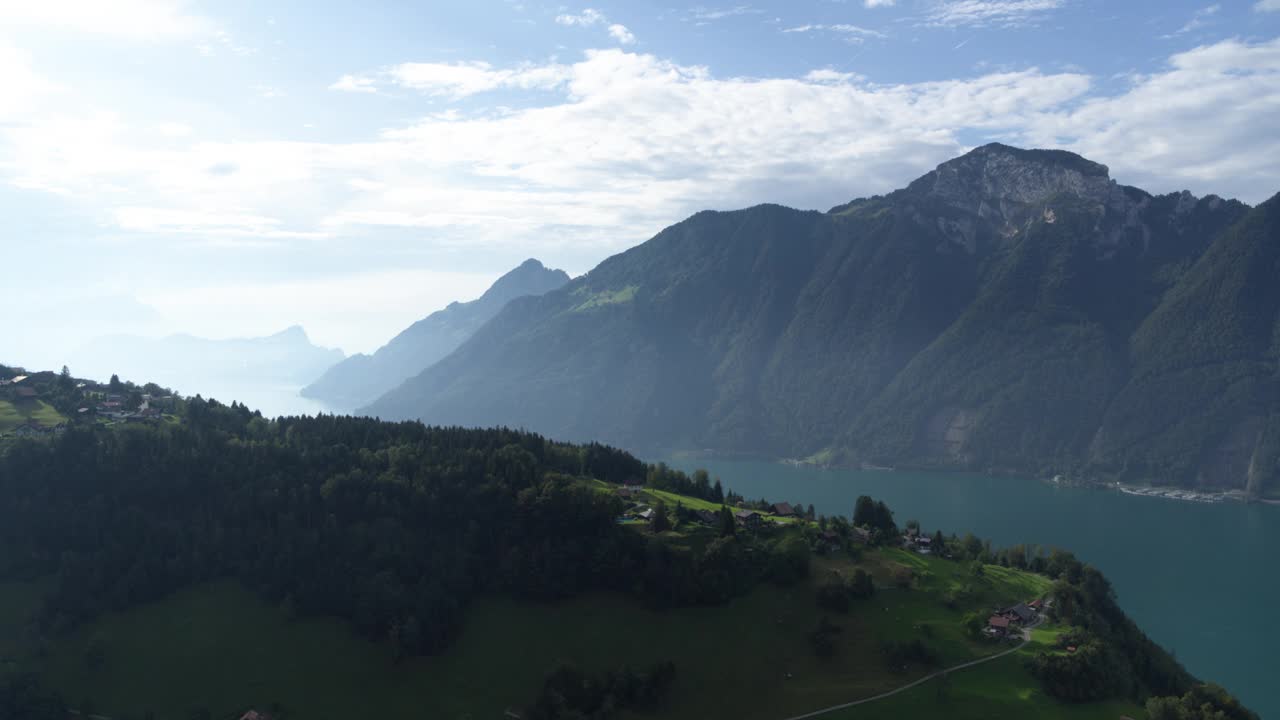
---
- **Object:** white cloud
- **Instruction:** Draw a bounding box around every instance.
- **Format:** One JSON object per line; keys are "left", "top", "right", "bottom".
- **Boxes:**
{"left": 0, "top": 0, "right": 209, "bottom": 39}
{"left": 1163, "top": 4, "right": 1221, "bottom": 38}
{"left": 783, "top": 24, "right": 887, "bottom": 39}
{"left": 923, "top": 0, "right": 1064, "bottom": 28}
{"left": 1017, "top": 38, "right": 1280, "bottom": 197}
{"left": 0, "top": 44, "right": 57, "bottom": 123}
{"left": 556, "top": 8, "right": 635, "bottom": 44}
{"left": 865, "top": 0, "right": 896, "bottom": 7}
{"left": 608, "top": 24, "right": 637, "bottom": 45}
{"left": 555, "top": 8, "right": 605, "bottom": 26}
{"left": 333, "top": 61, "right": 571, "bottom": 98}
{"left": 4, "top": 37, "right": 1280, "bottom": 354}
{"left": 1255, "top": 0, "right": 1280, "bottom": 11}
{"left": 689, "top": 6, "right": 761, "bottom": 21}
{"left": 330, "top": 74, "right": 379, "bottom": 93}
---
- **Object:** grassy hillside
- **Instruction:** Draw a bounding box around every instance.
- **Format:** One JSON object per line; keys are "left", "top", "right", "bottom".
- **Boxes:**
{"left": 0, "top": 399, "right": 66, "bottom": 433}
{"left": 0, "top": 539, "right": 1124, "bottom": 720}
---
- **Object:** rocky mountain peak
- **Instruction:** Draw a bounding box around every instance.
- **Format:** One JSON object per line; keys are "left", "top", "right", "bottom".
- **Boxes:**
{"left": 907, "top": 143, "right": 1127, "bottom": 231}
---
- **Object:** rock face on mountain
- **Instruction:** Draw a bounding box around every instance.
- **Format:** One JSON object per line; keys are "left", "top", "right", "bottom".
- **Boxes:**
{"left": 364, "top": 144, "right": 1279, "bottom": 496}
{"left": 302, "top": 259, "right": 569, "bottom": 410}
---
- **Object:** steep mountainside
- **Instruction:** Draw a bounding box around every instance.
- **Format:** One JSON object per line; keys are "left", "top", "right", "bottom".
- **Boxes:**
{"left": 302, "top": 259, "right": 569, "bottom": 409}
{"left": 365, "top": 144, "right": 1277, "bottom": 494}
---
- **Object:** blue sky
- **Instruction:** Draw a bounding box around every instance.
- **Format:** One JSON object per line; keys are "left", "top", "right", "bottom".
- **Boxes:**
{"left": 2, "top": 0, "right": 1279, "bottom": 367}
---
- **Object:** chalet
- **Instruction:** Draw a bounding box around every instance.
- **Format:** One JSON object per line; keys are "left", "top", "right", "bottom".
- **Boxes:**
{"left": 986, "top": 615, "right": 1011, "bottom": 637}
{"left": 636, "top": 508, "right": 655, "bottom": 522}
{"left": 771, "top": 502, "right": 798, "bottom": 517}
{"left": 1028, "top": 599, "right": 1044, "bottom": 612}
{"left": 615, "top": 487, "right": 638, "bottom": 500}
{"left": 1005, "top": 603, "right": 1036, "bottom": 624}
{"left": 10, "top": 375, "right": 28, "bottom": 384}
{"left": 14, "top": 386, "right": 37, "bottom": 399}
{"left": 734, "top": 509, "right": 764, "bottom": 530}
{"left": 915, "top": 536, "right": 933, "bottom": 554}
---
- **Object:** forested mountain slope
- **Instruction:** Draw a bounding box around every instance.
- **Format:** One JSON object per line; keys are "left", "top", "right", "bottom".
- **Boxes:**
{"left": 365, "top": 145, "right": 1277, "bottom": 494}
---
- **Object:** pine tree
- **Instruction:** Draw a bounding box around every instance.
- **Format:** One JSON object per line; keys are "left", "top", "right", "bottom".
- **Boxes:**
{"left": 718, "top": 506, "right": 736, "bottom": 537}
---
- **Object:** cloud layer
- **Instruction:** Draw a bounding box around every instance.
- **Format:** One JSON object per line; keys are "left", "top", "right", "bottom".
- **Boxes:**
{"left": 2, "top": 30, "right": 1280, "bottom": 351}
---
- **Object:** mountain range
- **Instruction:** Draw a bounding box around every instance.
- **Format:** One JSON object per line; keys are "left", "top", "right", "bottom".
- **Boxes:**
{"left": 301, "top": 259, "right": 570, "bottom": 410}
{"left": 72, "top": 326, "right": 344, "bottom": 393}
{"left": 363, "top": 144, "right": 1280, "bottom": 496}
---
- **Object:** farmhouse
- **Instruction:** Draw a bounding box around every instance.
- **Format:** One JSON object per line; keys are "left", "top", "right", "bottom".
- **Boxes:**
{"left": 986, "top": 615, "right": 1012, "bottom": 637}
{"left": 771, "top": 502, "right": 798, "bottom": 517}
{"left": 734, "top": 509, "right": 764, "bottom": 530}
{"left": 1005, "top": 603, "right": 1036, "bottom": 624}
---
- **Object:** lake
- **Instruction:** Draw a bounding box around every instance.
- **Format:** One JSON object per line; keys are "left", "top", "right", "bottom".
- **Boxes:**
{"left": 173, "top": 380, "right": 331, "bottom": 418}
{"left": 664, "top": 457, "right": 1280, "bottom": 719}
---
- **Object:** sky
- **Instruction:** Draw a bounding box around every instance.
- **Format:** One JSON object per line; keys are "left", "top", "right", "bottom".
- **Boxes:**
{"left": 2, "top": 0, "right": 1279, "bottom": 367}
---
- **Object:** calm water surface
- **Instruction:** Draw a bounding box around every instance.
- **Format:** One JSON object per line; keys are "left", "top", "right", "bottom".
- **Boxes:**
{"left": 664, "top": 457, "right": 1279, "bottom": 719}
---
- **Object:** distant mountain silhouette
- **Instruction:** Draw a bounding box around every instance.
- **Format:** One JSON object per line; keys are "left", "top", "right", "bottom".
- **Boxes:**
{"left": 302, "top": 259, "right": 570, "bottom": 410}
{"left": 72, "top": 325, "right": 344, "bottom": 392}
{"left": 364, "top": 144, "right": 1279, "bottom": 495}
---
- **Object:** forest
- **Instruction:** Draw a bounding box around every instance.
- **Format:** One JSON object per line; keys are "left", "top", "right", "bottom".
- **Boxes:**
{"left": 0, "top": 392, "right": 1257, "bottom": 719}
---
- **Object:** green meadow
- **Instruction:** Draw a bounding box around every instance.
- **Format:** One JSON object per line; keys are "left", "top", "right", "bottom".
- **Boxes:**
{"left": 0, "top": 524, "right": 1137, "bottom": 720}
{"left": 0, "top": 399, "right": 66, "bottom": 433}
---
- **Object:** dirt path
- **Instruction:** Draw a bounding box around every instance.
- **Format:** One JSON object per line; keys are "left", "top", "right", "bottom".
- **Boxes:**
{"left": 779, "top": 618, "right": 1042, "bottom": 720}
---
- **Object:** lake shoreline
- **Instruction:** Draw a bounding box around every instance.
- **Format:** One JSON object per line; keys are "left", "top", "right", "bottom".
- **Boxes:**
{"left": 668, "top": 449, "right": 1266, "bottom": 507}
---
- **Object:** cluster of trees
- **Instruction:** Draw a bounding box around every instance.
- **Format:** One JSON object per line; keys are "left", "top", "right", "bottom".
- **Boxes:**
{"left": 0, "top": 402, "right": 656, "bottom": 657}
{"left": 644, "top": 464, "right": 723, "bottom": 503}
{"left": 815, "top": 569, "right": 876, "bottom": 613}
{"left": 852, "top": 496, "right": 898, "bottom": 540}
{"left": 524, "top": 662, "right": 677, "bottom": 720}
{"left": 0, "top": 400, "right": 817, "bottom": 663}
{"left": 1145, "top": 684, "right": 1260, "bottom": 720}
{"left": 1028, "top": 550, "right": 1193, "bottom": 704}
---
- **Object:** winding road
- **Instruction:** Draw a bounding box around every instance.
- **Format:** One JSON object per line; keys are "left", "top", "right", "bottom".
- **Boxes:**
{"left": 779, "top": 617, "right": 1043, "bottom": 720}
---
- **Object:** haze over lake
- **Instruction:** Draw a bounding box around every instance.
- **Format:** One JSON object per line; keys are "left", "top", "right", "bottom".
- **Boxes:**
{"left": 666, "top": 457, "right": 1280, "bottom": 719}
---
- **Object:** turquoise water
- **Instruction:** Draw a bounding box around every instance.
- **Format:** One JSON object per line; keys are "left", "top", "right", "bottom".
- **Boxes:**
{"left": 664, "top": 458, "right": 1280, "bottom": 718}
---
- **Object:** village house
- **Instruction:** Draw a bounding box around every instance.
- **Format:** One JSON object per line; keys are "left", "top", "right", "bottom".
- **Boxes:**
{"left": 1004, "top": 602, "right": 1037, "bottom": 625}
{"left": 734, "top": 509, "right": 764, "bottom": 530}
{"left": 986, "top": 614, "right": 1012, "bottom": 637}
{"left": 771, "top": 502, "right": 798, "bottom": 517}
{"left": 615, "top": 486, "right": 638, "bottom": 500}
{"left": 915, "top": 536, "right": 933, "bottom": 554}
{"left": 13, "top": 386, "right": 37, "bottom": 400}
